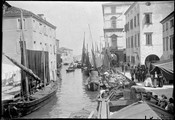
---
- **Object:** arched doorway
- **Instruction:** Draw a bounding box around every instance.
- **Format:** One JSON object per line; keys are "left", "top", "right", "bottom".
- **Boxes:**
{"left": 145, "top": 54, "right": 160, "bottom": 71}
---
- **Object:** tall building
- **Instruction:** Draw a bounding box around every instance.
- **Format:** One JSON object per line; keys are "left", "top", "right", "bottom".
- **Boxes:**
{"left": 124, "top": 1, "right": 174, "bottom": 66}
{"left": 102, "top": 2, "right": 133, "bottom": 66}
{"left": 102, "top": 2, "right": 133, "bottom": 49}
{"left": 160, "top": 11, "right": 174, "bottom": 60}
{"left": 3, "top": 5, "right": 57, "bottom": 81}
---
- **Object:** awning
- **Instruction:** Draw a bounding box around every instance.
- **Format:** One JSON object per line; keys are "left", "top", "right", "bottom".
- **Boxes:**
{"left": 109, "top": 101, "right": 161, "bottom": 119}
{"left": 150, "top": 59, "right": 173, "bottom": 81}
{"left": 151, "top": 59, "right": 173, "bottom": 73}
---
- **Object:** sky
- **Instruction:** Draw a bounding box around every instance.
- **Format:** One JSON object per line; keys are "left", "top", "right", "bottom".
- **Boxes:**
{"left": 8, "top": 1, "right": 108, "bottom": 56}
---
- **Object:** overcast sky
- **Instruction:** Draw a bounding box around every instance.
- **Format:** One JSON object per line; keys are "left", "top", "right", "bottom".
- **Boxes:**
{"left": 8, "top": 1, "right": 108, "bottom": 56}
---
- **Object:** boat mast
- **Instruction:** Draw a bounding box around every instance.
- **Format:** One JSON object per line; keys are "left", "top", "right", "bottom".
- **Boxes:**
{"left": 81, "top": 32, "right": 85, "bottom": 66}
{"left": 42, "top": 48, "right": 46, "bottom": 89}
{"left": 20, "top": 8, "right": 29, "bottom": 101}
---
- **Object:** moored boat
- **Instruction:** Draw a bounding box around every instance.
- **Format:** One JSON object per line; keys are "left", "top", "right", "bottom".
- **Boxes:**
{"left": 85, "top": 71, "right": 100, "bottom": 91}
{"left": 66, "top": 63, "right": 75, "bottom": 72}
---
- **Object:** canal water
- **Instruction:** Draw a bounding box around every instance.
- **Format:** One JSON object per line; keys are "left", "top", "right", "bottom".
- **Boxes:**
{"left": 22, "top": 65, "right": 98, "bottom": 118}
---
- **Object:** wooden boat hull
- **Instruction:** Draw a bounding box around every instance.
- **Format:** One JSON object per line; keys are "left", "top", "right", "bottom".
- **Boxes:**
{"left": 86, "top": 82, "right": 99, "bottom": 91}
{"left": 2, "top": 81, "right": 58, "bottom": 118}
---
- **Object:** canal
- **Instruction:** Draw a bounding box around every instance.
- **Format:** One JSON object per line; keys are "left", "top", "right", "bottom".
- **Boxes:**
{"left": 22, "top": 65, "right": 98, "bottom": 118}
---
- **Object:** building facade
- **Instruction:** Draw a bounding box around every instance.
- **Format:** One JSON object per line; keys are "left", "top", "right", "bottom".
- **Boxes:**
{"left": 124, "top": 1, "right": 174, "bottom": 66}
{"left": 58, "top": 47, "right": 73, "bottom": 64}
{"left": 102, "top": 2, "right": 133, "bottom": 49}
{"left": 160, "top": 11, "right": 174, "bottom": 60}
{"left": 3, "top": 5, "right": 57, "bottom": 81}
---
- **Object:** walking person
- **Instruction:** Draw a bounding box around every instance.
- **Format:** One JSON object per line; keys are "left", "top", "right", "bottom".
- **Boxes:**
{"left": 130, "top": 66, "right": 134, "bottom": 81}
{"left": 158, "top": 72, "right": 163, "bottom": 87}
{"left": 121, "top": 62, "right": 124, "bottom": 72}
{"left": 137, "top": 65, "right": 141, "bottom": 82}
{"left": 139, "top": 67, "right": 143, "bottom": 82}
{"left": 153, "top": 71, "right": 158, "bottom": 88}
{"left": 135, "top": 66, "right": 138, "bottom": 82}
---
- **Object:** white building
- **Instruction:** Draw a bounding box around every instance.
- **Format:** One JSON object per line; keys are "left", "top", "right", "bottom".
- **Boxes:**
{"left": 160, "top": 11, "right": 174, "bottom": 60}
{"left": 102, "top": 2, "right": 133, "bottom": 49}
{"left": 124, "top": 1, "right": 174, "bottom": 66}
{"left": 58, "top": 47, "right": 73, "bottom": 64}
{"left": 3, "top": 5, "right": 57, "bottom": 81}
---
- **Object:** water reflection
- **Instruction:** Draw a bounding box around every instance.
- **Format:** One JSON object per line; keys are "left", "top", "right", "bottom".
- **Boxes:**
{"left": 23, "top": 65, "right": 98, "bottom": 118}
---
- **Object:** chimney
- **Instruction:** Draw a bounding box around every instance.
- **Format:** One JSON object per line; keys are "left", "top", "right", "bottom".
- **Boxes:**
{"left": 38, "top": 14, "right": 44, "bottom": 19}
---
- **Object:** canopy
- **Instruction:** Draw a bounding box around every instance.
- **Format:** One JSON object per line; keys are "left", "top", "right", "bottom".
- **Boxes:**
{"left": 151, "top": 59, "right": 173, "bottom": 73}
{"left": 150, "top": 59, "right": 173, "bottom": 81}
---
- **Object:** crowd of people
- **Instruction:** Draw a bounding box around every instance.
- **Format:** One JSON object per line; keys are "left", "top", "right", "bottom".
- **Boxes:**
{"left": 121, "top": 63, "right": 165, "bottom": 88}
{"left": 154, "top": 94, "right": 174, "bottom": 114}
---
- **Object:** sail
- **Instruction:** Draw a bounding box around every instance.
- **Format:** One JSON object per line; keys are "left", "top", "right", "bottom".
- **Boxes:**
{"left": 91, "top": 43, "right": 97, "bottom": 70}
{"left": 81, "top": 32, "right": 86, "bottom": 66}
{"left": 3, "top": 53, "right": 42, "bottom": 82}
{"left": 102, "top": 48, "right": 111, "bottom": 71}
{"left": 85, "top": 44, "right": 91, "bottom": 69}
{"left": 95, "top": 52, "right": 103, "bottom": 68}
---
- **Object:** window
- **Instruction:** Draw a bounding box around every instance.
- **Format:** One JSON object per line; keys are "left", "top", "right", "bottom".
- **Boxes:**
{"left": 166, "top": 22, "right": 168, "bottom": 30}
{"left": 163, "top": 24, "right": 165, "bottom": 32}
{"left": 130, "top": 19, "right": 133, "bottom": 29}
{"left": 131, "top": 19, "right": 133, "bottom": 29}
{"left": 166, "top": 37, "right": 168, "bottom": 50}
{"left": 125, "top": 24, "right": 128, "bottom": 32}
{"left": 145, "top": 33, "right": 152, "bottom": 45}
{"left": 131, "top": 36, "right": 133, "bottom": 48}
{"left": 126, "top": 38, "right": 127, "bottom": 48}
{"left": 128, "top": 22, "right": 130, "bottom": 31}
{"left": 111, "top": 6, "right": 116, "bottom": 13}
{"left": 138, "top": 33, "right": 140, "bottom": 47}
{"left": 111, "top": 16, "right": 116, "bottom": 28}
{"left": 169, "top": 36, "right": 172, "bottom": 50}
{"left": 17, "top": 18, "right": 26, "bottom": 29}
{"left": 137, "top": 13, "right": 139, "bottom": 26}
{"left": 128, "top": 37, "right": 130, "bottom": 48}
{"left": 170, "top": 19, "right": 174, "bottom": 28}
{"left": 134, "top": 16, "right": 136, "bottom": 27}
{"left": 145, "top": 13, "right": 152, "bottom": 24}
{"left": 130, "top": 19, "right": 133, "bottom": 30}
{"left": 163, "top": 38, "right": 165, "bottom": 51}
{"left": 135, "top": 34, "right": 137, "bottom": 47}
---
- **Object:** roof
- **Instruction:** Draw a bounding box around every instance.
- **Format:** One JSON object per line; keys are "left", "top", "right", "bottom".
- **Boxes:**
{"left": 3, "top": 6, "right": 56, "bottom": 29}
{"left": 124, "top": 2, "right": 137, "bottom": 15}
{"left": 160, "top": 11, "right": 174, "bottom": 24}
{"left": 124, "top": 1, "right": 174, "bottom": 15}
{"left": 109, "top": 101, "right": 161, "bottom": 119}
{"left": 3, "top": 1, "right": 11, "bottom": 7}
{"left": 58, "top": 47, "right": 73, "bottom": 52}
{"left": 102, "top": 2, "right": 133, "bottom": 6}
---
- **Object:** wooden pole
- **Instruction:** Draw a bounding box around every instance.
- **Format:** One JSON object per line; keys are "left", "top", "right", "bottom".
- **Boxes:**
{"left": 42, "top": 49, "right": 46, "bottom": 89}
{"left": 20, "top": 9, "right": 29, "bottom": 101}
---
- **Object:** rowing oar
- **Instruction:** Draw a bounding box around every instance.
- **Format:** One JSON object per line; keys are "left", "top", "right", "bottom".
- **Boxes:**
{"left": 3, "top": 52, "right": 42, "bottom": 82}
